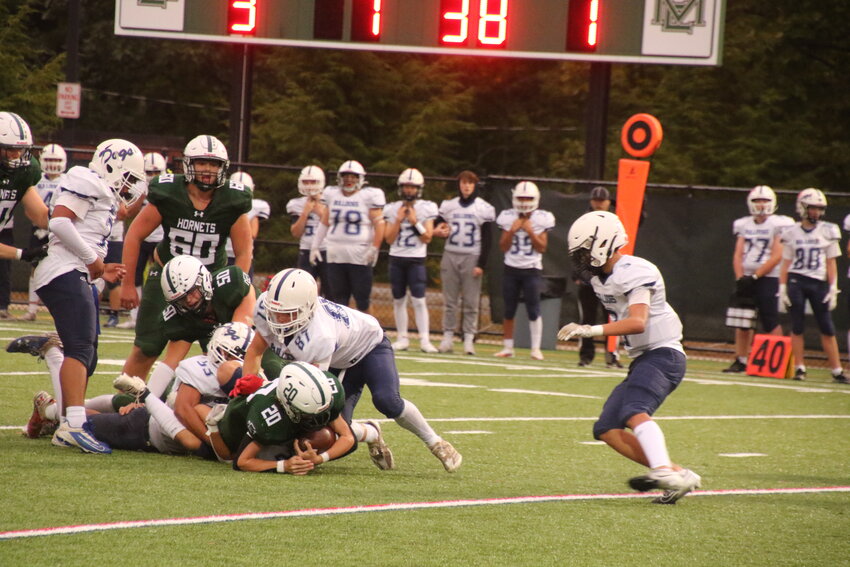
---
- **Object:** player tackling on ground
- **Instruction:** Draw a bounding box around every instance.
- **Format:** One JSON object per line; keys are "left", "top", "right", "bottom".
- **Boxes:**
{"left": 559, "top": 211, "right": 701, "bottom": 504}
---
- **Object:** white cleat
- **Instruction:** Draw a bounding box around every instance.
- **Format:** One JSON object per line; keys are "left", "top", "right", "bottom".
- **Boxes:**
{"left": 494, "top": 349, "right": 514, "bottom": 358}
{"left": 628, "top": 467, "right": 687, "bottom": 492}
{"left": 438, "top": 338, "right": 454, "bottom": 353}
{"left": 392, "top": 338, "right": 410, "bottom": 351}
{"left": 463, "top": 336, "right": 475, "bottom": 356}
{"left": 530, "top": 349, "right": 544, "bottom": 360}
{"left": 364, "top": 420, "right": 395, "bottom": 470}
{"left": 116, "top": 320, "right": 136, "bottom": 329}
{"left": 420, "top": 342, "right": 439, "bottom": 353}
{"left": 52, "top": 422, "right": 112, "bottom": 454}
{"left": 652, "top": 469, "right": 702, "bottom": 504}
{"left": 112, "top": 373, "right": 148, "bottom": 400}
{"left": 430, "top": 439, "right": 462, "bottom": 472}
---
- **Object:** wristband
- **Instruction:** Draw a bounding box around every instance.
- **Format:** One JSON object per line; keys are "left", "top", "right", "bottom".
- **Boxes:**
{"left": 752, "top": 274, "right": 759, "bottom": 280}
{"left": 276, "top": 460, "right": 287, "bottom": 474}
{"left": 15, "top": 249, "right": 22, "bottom": 260}
{"left": 414, "top": 222, "right": 426, "bottom": 235}
{"left": 590, "top": 325, "right": 604, "bottom": 337}
{"left": 320, "top": 451, "right": 330, "bottom": 463}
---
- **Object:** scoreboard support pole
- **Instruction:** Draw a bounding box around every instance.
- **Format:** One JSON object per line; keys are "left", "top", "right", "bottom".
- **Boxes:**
{"left": 228, "top": 43, "right": 254, "bottom": 167}
{"left": 582, "top": 62, "right": 611, "bottom": 185}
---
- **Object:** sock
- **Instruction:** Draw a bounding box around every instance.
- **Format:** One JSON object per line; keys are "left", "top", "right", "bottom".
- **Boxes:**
{"left": 633, "top": 420, "right": 671, "bottom": 470}
{"left": 464, "top": 333, "right": 475, "bottom": 347}
{"left": 393, "top": 399, "right": 440, "bottom": 446}
{"left": 393, "top": 298, "right": 408, "bottom": 340}
{"left": 144, "top": 394, "right": 186, "bottom": 439}
{"left": 832, "top": 367, "right": 844, "bottom": 376}
{"left": 529, "top": 317, "right": 543, "bottom": 350}
{"left": 85, "top": 394, "right": 117, "bottom": 413}
{"left": 147, "top": 363, "right": 176, "bottom": 398}
{"left": 351, "top": 421, "right": 379, "bottom": 443}
{"left": 503, "top": 339, "right": 514, "bottom": 350}
{"left": 129, "top": 305, "right": 138, "bottom": 323}
{"left": 43, "top": 403, "right": 59, "bottom": 421}
{"left": 410, "top": 296, "right": 431, "bottom": 344}
{"left": 43, "top": 346, "right": 64, "bottom": 413}
{"left": 66, "top": 405, "right": 87, "bottom": 428}
{"left": 27, "top": 276, "right": 39, "bottom": 313}
{"left": 796, "top": 365, "right": 806, "bottom": 372}
{"left": 737, "top": 356, "right": 747, "bottom": 364}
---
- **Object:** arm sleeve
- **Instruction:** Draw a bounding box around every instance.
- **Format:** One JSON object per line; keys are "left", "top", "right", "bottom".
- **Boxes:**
{"left": 49, "top": 216, "right": 98, "bottom": 264}
{"left": 477, "top": 222, "right": 493, "bottom": 269}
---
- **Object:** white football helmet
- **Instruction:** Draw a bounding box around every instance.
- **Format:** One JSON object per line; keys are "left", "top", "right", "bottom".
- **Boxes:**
{"left": 512, "top": 181, "right": 540, "bottom": 214}
{"left": 183, "top": 135, "right": 229, "bottom": 191}
{"left": 264, "top": 268, "right": 318, "bottom": 340}
{"left": 337, "top": 160, "right": 366, "bottom": 194}
{"left": 397, "top": 168, "right": 425, "bottom": 201}
{"left": 0, "top": 112, "right": 33, "bottom": 171}
{"left": 143, "top": 152, "right": 167, "bottom": 183}
{"left": 230, "top": 171, "right": 255, "bottom": 191}
{"left": 747, "top": 185, "right": 777, "bottom": 216}
{"left": 160, "top": 255, "right": 214, "bottom": 316}
{"left": 89, "top": 139, "right": 147, "bottom": 207}
{"left": 40, "top": 143, "right": 67, "bottom": 176}
{"left": 208, "top": 322, "right": 255, "bottom": 370}
{"left": 796, "top": 188, "right": 827, "bottom": 223}
{"left": 298, "top": 165, "right": 326, "bottom": 197}
{"left": 568, "top": 211, "right": 628, "bottom": 273}
{"left": 276, "top": 362, "right": 339, "bottom": 428}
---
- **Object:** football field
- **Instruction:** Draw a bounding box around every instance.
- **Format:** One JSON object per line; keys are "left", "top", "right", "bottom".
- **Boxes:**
{"left": 1, "top": 319, "right": 849, "bottom": 566}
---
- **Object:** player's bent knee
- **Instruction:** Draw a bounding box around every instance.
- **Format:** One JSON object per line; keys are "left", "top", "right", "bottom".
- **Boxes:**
{"left": 372, "top": 392, "right": 405, "bottom": 419}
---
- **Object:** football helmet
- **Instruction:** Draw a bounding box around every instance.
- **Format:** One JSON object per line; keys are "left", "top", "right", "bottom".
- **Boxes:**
{"left": 276, "top": 362, "right": 339, "bottom": 429}
{"left": 183, "top": 135, "right": 229, "bottom": 191}
{"left": 160, "top": 255, "right": 214, "bottom": 316}
{"left": 230, "top": 171, "right": 255, "bottom": 191}
{"left": 397, "top": 168, "right": 424, "bottom": 201}
{"left": 337, "top": 160, "right": 366, "bottom": 194}
{"left": 143, "top": 152, "right": 167, "bottom": 183}
{"left": 89, "top": 139, "right": 147, "bottom": 207}
{"left": 208, "top": 322, "right": 254, "bottom": 370}
{"left": 0, "top": 112, "right": 33, "bottom": 171}
{"left": 796, "top": 188, "right": 827, "bottom": 223}
{"left": 264, "top": 268, "right": 318, "bottom": 340}
{"left": 512, "top": 181, "right": 540, "bottom": 214}
{"left": 747, "top": 185, "right": 777, "bottom": 216}
{"left": 568, "top": 211, "right": 628, "bottom": 274}
{"left": 40, "top": 143, "right": 67, "bottom": 176}
{"left": 298, "top": 165, "right": 326, "bottom": 197}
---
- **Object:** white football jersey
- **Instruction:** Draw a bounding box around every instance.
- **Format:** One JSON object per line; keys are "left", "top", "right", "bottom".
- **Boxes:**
{"left": 732, "top": 214, "right": 794, "bottom": 277}
{"left": 172, "top": 354, "right": 229, "bottom": 406}
{"left": 226, "top": 198, "right": 271, "bottom": 257}
{"left": 322, "top": 186, "right": 386, "bottom": 265}
{"left": 286, "top": 195, "right": 324, "bottom": 251}
{"left": 589, "top": 255, "right": 684, "bottom": 358}
{"left": 254, "top": 294, "right": 383, "bottom": 370}
{"left": 439, "top": 197, "right": 496, "bottom": 256}
{"left": 496, "top": 208, "right": 556, "bottom": 270}
{"left": 781, "top": 222, "right": 841, "bottom": 281}
{"left": 383, "top": 199, "right": 439, "bottom": 258}
{"left": 34, "top": 166, "right": 118, "bottom": 289}
{"left": 35, "top": 174, "right": 62, "bottom": 213}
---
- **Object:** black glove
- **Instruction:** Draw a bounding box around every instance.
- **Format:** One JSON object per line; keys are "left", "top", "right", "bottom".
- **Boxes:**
{"left": 20, "top": 245, "right": 48, "bottom": 264}
{"left": 735, "top": 275, "right": 757, "bottom": 298}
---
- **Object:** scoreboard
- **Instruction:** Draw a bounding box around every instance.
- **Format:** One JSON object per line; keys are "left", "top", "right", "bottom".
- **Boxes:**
{"left": 115, "top": 0, "right": 726, "bottom": 65}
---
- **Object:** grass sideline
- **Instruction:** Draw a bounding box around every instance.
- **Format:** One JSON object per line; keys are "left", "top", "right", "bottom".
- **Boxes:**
{"left": 1, "top": 319, "right": 849, "bottom": 566}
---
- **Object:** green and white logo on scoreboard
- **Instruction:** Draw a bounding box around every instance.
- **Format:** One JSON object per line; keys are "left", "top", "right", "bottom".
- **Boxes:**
{"left": 651, "top": 0, "right": 708, "bottom": 34}
{"left": 118, "top": 0, "right": 183, "bottom": 31}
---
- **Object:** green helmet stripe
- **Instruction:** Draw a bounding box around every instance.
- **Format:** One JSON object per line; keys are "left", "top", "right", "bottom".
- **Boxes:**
{"left": 302, "top": 364, "right": 327, "bottom": 406}
{"left": 9, "top": 113, "right": 26, "bottom": 141}
{"left": 165, "top": 265, "right": 178, "bottom": 294}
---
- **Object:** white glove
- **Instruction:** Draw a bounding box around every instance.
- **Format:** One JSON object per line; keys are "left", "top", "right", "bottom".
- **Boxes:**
{"left": 778, "top": 284, "right": 791, "bottom": 309}
{"left": 823, "top": 284, "right": 840, "bottom": 311}
{"left": 365, "top": 246, "right": 379, "bottom": 267}
{"left": 558, "top": 323, "right": 597, "bottom": 341}
{"left": 309, "top": 247, "right": 322, "bottom": 266}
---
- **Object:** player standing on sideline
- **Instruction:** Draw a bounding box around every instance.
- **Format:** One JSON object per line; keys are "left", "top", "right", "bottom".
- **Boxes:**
{"left": 723, "top": 186, "right": 794, "bottom": 373}
{"left": 779, "top": 189, "right": 848, "bottom": 383}
{"left": 384, "top": 168, "right": 440, "bottom": 353}
{"left": 0, "top": 112, "right": 51, "bottom": 318}
{"left": 116, "top": 152, "right": 168, "bottom": 330}
{"left": 242, "top": 268, "right": 462, "bottom": 472}
{"left": 310, "top": 160, "right": 385, "bottom": 313}
{"left": 559, "top": 211, "right": 701, "bottom": 504}
{"left": 20, "top": 143, "right": 66, "bottom": 321}
{"left": 433, "top": 170, "right": 495, "bottom": 355}
{"left": 494, "top": 181, "right": 555, "bottom": 360}
{"left": 288, "top": 165, "right": 327, "bottom": 289}
{"left": 119, "top": 135, "right": 253, "bottom": 395}
{"left": 34, "top": 138, "right": 147, "bottom": 453}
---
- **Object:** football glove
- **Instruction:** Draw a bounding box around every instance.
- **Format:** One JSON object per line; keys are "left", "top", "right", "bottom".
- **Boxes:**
{"left": 823, "top": 284, "right": 840, "bottom": 311}
{"left": 309, "top": 247, "right": 322, "bottom": 266}
{"left": 558, "top": 323, "right": 594, "bottom": 341}
{"left": 778, "top": 284, "right": 792, "bottom": 309}
{"left": 229, "top": 374, "right": 266, "bottom": 398}
{"left": 20, "top": 244, "right": 48, "bottom": 264}
{"left": 365, "top": 246, "right": 379, "bottom": 267}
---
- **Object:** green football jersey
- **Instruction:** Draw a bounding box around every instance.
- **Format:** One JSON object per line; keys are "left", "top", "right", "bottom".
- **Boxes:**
{"left": 148, "top": 173, "right": 252, "bottom": 271}
{"left": 0, "top": 156, "right": 41, "bottom": 229}
{"left": 162, "top": 265, "right": 252, "bottom": 344}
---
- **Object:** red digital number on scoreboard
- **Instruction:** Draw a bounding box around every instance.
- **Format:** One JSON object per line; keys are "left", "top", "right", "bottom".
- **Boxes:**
{"left": 352, "top": 0, "right": 383, "bottom": 42}
{"left": 228, "top": 0, "right": 257, "bottom": 35}
{"left": 439, "top": 0, "right": 509, "bottom": 49}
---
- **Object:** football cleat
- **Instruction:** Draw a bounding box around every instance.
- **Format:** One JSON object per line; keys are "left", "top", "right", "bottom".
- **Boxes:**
{"left": 494, "top": 349, "right": 514, "bottom": 358}
{"left": 605, "top": 352, "right": 624, "bottom": 368}
{"left": 392, "top": 338, "right": 410, "bottom": 351}
{"left": 364, "top": 420, "right": 395, "bottom": 471}
{"left": 18, "top": 311, "right": 37, "bottom": 321}
{"left": 530, "top": 349, "right": 544, "bottom": 361}
{"left": 628, "top": 467, "right": 687, "bottom": 492}
{"left": 438, "top": 338, "right": 454, "bottom": 353}
{"left": 430, "top": 439, "right": 462, "bottom": 472}
{"left": 6, "top": 333, "right": 63, "bottom": 359}
{"left": 23, "top": 391, "right": 58, "bottom": 439}
{"left": 832, "top": 373, "right": 850, "bottom": 385}
{"left": 112, "top": 373, "right": 149, "bottom": 401}
{"left": 463, "top": 335, "right": 475, "bottom": 356}
{"left": 52, "top": 422, "right": 112, "bottom": 454}
{"left": 652, "top": 469, "right": 702, "bottom": 505}
{"left": 793, "top": 368, "right": 807, "bottom": 381}
{"left": 723, "top": 359, "right": 747, "bottom": 373}
{"left": 104, "top": 313, "right": 119, "bottom": 327}
{"left": 420, "top": 342, "right": 439, "bottom": 354}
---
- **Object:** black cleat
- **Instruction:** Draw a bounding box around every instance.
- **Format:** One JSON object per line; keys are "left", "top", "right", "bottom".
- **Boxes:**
{"left": 6, "top": 334, "right": 62, "bottom": 359}
{"left": 832, "top": 373, "right": 850, "bottom": 385}
{"left": 722, "top": 360, "right": 747, "bottom": 373}
{"left": 793, "top": 369, "right": 807, "bottom": 381}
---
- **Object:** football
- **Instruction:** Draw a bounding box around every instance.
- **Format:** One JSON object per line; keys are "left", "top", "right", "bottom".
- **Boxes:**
{"left": 296, "top": 426, "right": 337, "bottom": 453}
